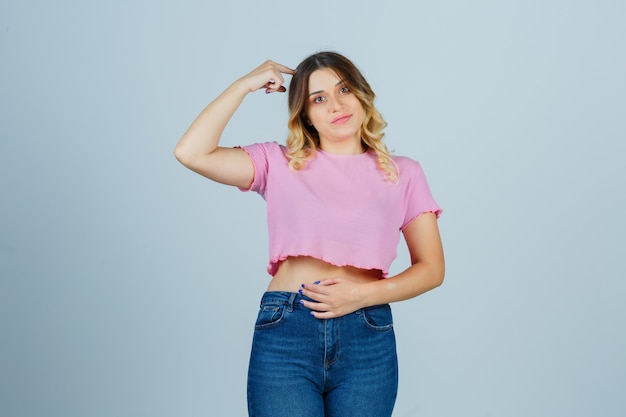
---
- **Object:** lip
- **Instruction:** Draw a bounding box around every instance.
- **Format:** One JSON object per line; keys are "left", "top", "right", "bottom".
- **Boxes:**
{"left": 331, "top": 114, "right": 352, "bottom": 124}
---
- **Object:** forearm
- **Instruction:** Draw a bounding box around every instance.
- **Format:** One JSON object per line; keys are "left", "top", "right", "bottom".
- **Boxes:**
{"left": 300, "top": 260, "right": 444, "bottom": 320}
{"left": 362, "top": 261, "right": 445, "bottom": 307}
{"left": 361, "top": 212, "right": 445, "bottom": 307}
{"left": 174, "top": 79, "right": 249, "bottom": 163}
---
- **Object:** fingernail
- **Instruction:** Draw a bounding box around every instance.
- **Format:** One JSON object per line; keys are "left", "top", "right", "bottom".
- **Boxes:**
{"left": 314, "top": 281, "right": 320, "bottom": 285}
{"left": 310, "top": 312, "right": 315, "bottom": 316}
{"left": 299, "top": 300, "right": 304, "bottom": 305}
{"left": 301, "top": 284, "right": 305, "bottom": 288}
{"left": 298, "top": 289, "right": 303, "bottom": 295}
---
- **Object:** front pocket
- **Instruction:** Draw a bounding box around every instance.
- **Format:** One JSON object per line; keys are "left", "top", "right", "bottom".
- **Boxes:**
{"left": 360, "top": 304, "right": 394, "bottom": 332}
{"left": 254, "top": 304, "right": 286, "bottom": 330}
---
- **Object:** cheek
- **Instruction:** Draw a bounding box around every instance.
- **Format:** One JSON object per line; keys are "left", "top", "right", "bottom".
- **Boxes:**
{"left": 356, "top": 104, "right": 366, "bottom": 122}
{"left": 306, "top": 108, "right": 323, "bottom": 124}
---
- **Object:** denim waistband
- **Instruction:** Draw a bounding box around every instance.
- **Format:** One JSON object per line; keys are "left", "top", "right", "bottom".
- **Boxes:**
{"left": 259, "top": 291, "right": 315, "bottom": 308}
{"left": 258, "top": 291, "right": 390, "bottom": 314}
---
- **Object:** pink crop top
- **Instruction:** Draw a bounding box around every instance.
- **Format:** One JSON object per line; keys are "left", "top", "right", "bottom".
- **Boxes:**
{"left": 239, "top": 141, "right": 442, "bottom": 277}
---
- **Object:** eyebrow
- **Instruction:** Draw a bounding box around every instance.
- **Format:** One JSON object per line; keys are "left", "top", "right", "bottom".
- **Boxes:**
{"left": 308, "top": 80, "right": 345, "bottom": 97}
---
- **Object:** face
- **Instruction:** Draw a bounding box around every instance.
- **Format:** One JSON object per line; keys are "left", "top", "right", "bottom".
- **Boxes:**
{"left": 305, "top": 68, "right": 365, "bottom": 154}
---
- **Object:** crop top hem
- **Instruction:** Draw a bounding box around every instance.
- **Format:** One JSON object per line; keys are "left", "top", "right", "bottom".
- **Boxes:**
{"left": 268, "top": 254, "right": 389, "bottom": 278}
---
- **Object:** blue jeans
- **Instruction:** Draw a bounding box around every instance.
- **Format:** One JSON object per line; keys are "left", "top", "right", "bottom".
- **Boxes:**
{"left": 247, "top": 291, "right": 398, "bottom": 417}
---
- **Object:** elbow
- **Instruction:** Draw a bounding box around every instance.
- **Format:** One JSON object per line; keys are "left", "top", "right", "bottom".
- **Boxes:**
{"left": 173, "top": 146, "right": 185, "bottom": 164}
{"left": 173, "top": 144, "right": 193, "bottom": 167}
{"left": 434, "top": 268, "right": 445, "bottom": 288}
{"left": 430, "top": 262, "right": 445, "bottom": 289}
{"left": 414, "top": 257, "right": 445, "bottom": 289}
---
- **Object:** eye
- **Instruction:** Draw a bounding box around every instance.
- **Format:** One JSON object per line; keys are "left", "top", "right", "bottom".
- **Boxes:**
{"left": 339, "top": 86, "right": 350, "bottom": 94}
{"left": 313, "top": 96, "right": 326, "bottom": 104}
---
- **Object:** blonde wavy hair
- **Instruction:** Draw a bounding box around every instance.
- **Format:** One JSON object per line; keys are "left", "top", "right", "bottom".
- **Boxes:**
{"left": 286, "top": 52, "right": 398, "bottom": 182}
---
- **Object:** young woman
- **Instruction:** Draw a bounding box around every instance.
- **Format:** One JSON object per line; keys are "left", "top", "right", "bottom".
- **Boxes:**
{"left": 175, "top": 52, "right": 444, "bottom": 417}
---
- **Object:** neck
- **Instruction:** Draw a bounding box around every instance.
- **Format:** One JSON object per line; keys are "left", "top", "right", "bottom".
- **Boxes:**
{"left": 319, "top": 140, "right": 365, "bottom": 155}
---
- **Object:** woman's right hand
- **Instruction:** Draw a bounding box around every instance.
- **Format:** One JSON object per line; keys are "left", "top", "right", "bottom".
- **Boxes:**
{"left": 237, "top": 60, "right": 296, "bottom": 94}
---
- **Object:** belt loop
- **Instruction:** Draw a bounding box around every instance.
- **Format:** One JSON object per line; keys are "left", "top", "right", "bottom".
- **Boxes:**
{"left": 287, "top": 292, "right": 297, "bottom": 312}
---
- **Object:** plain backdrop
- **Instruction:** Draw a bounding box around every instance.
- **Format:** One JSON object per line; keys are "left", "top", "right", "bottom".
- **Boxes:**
{"left": 1, "top": 1, "right": 625, "bottom": 416}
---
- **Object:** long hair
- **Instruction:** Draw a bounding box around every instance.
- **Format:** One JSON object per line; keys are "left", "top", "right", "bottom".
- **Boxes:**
{"left": 286, "top": 52, "right": 398, "bottom": 182}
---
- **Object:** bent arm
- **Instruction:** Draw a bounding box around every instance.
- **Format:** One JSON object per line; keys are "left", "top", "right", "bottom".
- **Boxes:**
{"left": 174, "top": 79, "right": 254, "bottom": 188}
{"left": 174, "top": 61, "right": 294, "bottom": 188}
{"left": 364, "top": 212, "right": 445, "bottom": 305}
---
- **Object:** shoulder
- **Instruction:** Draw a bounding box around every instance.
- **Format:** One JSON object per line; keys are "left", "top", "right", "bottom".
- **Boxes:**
{"left": 240, "top": 141, "right": 289, "bottom": 159}
{"left": 240, "top": 140, "right": 283, "bottom": 152}
{"left": 391, "top": 154, "right": 424, "bottom": 174}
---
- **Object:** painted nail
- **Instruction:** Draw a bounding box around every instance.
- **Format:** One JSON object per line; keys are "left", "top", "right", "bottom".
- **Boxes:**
{"left": 314, "top": 281, "right": 320, "bottom": 285}
{"left": 298, "top": 289, "right": 303, "bottom": 295}
{"left": 301, "top": 284, "right": 305, "bottom": 288}
{"left": 299, "top": 300, "right": 305, "bottom": 305}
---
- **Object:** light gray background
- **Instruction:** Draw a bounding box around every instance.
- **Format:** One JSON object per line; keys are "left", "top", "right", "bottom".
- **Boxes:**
{"left": 1, "top": 1, "right": 624, "bottom": 416}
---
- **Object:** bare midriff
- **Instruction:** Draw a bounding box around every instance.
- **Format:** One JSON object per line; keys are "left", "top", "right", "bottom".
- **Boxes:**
{"left": 268, "top": 255, "right": 384, "bottom": 292}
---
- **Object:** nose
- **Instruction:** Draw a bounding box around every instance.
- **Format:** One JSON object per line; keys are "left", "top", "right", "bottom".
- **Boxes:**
{"left": 327, "top": 94, "right": 342, "bottom": 112}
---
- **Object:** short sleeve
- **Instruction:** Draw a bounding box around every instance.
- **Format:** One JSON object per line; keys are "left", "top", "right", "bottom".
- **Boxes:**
{"left": 400, "top": 159, "right": 443, "bottom": 230}
{"left": 236, "top": 142, "right": 272, "bottom": 196}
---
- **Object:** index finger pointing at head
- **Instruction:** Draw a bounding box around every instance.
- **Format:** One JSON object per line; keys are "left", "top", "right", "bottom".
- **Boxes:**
{"left": 276, "top": 63, "right": 296, "bottom": 75}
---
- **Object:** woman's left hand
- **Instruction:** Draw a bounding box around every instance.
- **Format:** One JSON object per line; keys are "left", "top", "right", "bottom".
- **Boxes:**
{"left": 299, "top": 278, "right": 367, "bottom": 319}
